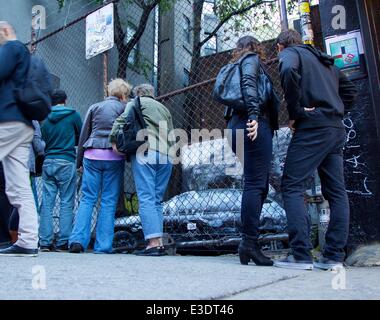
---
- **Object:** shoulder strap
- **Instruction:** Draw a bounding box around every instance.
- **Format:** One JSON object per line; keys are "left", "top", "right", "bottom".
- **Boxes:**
{"left": 134, "top": 97, "right": 147, "bottom": 129}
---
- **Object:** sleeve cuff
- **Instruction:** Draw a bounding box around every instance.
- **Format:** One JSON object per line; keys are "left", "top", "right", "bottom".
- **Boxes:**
{"left": 248, "top": 114, "right": 258, "bottom": 122}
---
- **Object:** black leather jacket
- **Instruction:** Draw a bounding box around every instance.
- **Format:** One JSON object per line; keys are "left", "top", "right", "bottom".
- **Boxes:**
{"left": 241, "top": 54, "right": 261, "bottom": 121}
{"left": 224, "top": 54, "right": 262, "bottom": 122}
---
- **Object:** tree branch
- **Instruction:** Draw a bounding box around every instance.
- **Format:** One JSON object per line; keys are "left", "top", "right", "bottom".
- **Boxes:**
{"left": 114, "top": 1, "right": 126, "bottom": 51}
{"left": 124, "top": 0, "right": 159, "bottom": 53}
{"left": 197, "top": 0, "right": 276, "bottom": 50}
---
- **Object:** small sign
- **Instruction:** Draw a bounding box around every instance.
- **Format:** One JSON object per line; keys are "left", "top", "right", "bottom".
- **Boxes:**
{"left": 325, "top": 30, "right": 364, "bottom": 70}
{"left": 86, "top": 3, "right": 114, "bottom": 60}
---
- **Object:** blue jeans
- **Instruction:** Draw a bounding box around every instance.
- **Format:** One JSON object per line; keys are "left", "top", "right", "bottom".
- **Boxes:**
{"left": 39, "top": 159, "right": 77, "bottom": 247}
{"left": 69, "top": 158, "right": 124, "bottom": 253}
{"left": 228, "top": 115, "right": 273, "bottom": 239}
{"left": 131, "top": 150, "right": 173, "bottom": 240}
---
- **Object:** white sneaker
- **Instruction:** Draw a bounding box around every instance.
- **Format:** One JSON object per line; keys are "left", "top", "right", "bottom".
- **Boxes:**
{"left": 274, "top": 254, "right": 314, "bottom": 270}
{"left": 314, "top": 257, "right": 344, "bottom": 270}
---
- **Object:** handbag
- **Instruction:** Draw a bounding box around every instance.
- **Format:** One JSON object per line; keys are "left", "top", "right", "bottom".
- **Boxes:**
{"left": 115, "top": 97, "right": 148, "bottom": 157}
{"left": 213, "top": 54, "right": 251, "bottom": 111}
{"left": 214, "top": 54, "right": 274, "bottom": 111}
{"left": 215, "top": 54, "right": 280, "bottom": 130}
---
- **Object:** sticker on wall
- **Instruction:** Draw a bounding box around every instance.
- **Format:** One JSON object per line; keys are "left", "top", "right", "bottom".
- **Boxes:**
{"left": 325, "top": 30, "right": 364, "bottom": 70}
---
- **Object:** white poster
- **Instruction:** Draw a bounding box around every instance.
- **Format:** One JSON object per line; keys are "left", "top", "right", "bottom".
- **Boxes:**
{"left": 86, "top": 3, "right": 114, "bottom": 60}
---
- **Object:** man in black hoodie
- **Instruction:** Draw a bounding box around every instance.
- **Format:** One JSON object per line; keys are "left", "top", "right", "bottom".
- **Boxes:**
{"left": 273, "top": 30, "right": 357, "bottom": 270}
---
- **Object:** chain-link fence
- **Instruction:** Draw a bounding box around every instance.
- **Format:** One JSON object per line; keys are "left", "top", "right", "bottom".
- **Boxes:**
{"left": 32, "top": 0, "right": 318, "bottom": 253}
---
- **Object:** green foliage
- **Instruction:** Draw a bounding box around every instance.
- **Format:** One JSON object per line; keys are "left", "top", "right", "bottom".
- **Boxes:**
{"left": 159, "top": 0, "right": 176, "bottom": 13}
{"left": 57, "top": 0, "right": 175, "bottom": 11}
{"left": 124, "top": 192, "right": 139, "bottom": 216}
{"left": 57, "top": 0, "right": 103, "bottom": 9}
{"left": 57, "top": 0, "right": 64, "bottom": 8}
{"left": 136, "top": 54, "right": 154, "bottom": 80}
{"left": 215, "top": 0, "right": 262, "bottom": 21}
{"left": 211, "top": 0, "right": 281, "bottom": 42}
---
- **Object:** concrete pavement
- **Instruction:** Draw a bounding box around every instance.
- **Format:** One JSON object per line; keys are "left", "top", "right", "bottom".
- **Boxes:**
{"left": 0, "top": 252, "right": 379, "bottom": 300}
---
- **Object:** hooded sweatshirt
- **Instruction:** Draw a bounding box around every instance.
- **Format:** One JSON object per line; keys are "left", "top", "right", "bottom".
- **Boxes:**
{"left": 279, "top": 44, "right": 358, "bottom": 129}
{"left": 41, "top": 105, "right": 83, "bottom": 163}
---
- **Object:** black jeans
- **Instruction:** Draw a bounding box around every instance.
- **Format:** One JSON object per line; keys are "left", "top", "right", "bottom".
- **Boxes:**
{"left": 228, "top": 115, "right": 273, "bottom": 239}
{"left": 0, "top": 163, "right": 13, "bottom": 243}
{"left": 282, "top": 127, "right": 349, "bottom": 262}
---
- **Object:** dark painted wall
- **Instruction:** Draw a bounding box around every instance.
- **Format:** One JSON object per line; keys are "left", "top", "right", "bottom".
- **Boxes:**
{"left": 319, "top": 0, "right": 380, "bottom": 249}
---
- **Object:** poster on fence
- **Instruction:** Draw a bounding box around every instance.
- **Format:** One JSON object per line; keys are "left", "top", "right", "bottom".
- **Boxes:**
{"left": 85, "top": 3, "right": 114, "bottom": 60}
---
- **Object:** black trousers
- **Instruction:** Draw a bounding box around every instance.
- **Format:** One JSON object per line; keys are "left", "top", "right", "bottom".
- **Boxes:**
{"left": 228, "top": 115, "right": 273, "bottom": 239}
{"left": 0, "top": 163, "right": 13, "bottom": 243}
{"left": 281, "top": 127, "right": 349, "bottom": 262}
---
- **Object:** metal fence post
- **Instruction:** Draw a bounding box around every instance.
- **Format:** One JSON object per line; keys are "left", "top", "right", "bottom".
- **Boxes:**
{"left": 103, "top": 0, "right": 110, "bottom": 98}
{"left": 279, "top": 0, "right": 289, "bottom": 30}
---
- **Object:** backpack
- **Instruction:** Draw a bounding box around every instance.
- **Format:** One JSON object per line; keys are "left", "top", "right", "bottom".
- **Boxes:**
{"left": 213, "top": 53, "right": 280, "bottom": 130}
{"left": 14, "top": 54, "right": 53, "bottom": 121}
{"left": 115, "top": 97, "right": 148, "bottom": 157}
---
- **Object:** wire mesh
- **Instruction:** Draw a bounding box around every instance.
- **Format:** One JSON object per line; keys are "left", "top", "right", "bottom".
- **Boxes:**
{"left": 32, "top": 0, "right": 316, "bottom": 252}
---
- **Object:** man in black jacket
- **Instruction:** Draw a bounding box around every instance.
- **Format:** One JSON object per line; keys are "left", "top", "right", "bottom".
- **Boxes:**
{"left": 273, "top": 30, "right": 357, "bottom": 270}
{"left": 0, "top": 22, "right": 39, "bottom": 257}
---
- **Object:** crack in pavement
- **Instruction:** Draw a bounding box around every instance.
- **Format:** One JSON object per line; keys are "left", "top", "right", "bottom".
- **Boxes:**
{"left": 209, "top": 274, "right": 304, "bottom": 300}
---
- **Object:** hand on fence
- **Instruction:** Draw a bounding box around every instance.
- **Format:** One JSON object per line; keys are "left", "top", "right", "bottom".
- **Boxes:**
{"left": 247, "top": 120, "right": 258, "bottom": 141}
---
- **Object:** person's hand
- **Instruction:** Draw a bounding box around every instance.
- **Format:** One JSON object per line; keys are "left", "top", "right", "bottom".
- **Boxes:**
{"left": 112, "top": 143, "right": 125, "bottom": 156}
{"left": 289, "top": 120, "right": 296, "bottom": 133}
{"left": 247, "top": 120, "right": 258, "bottom": 141}
{"left": 77, "top": 166, "right": 83, "bottom": 174}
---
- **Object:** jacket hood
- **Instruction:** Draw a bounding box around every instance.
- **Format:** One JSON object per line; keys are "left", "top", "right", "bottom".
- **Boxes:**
{"left": 298, "top": 44, "right": 335, "bottom": 66}
{"left": 48, "top": 106, "right": 76, "bottom": 123}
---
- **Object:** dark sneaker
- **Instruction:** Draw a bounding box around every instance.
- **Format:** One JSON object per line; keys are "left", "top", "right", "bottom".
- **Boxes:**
{"left": 0, "top": 242, "right": 12, "bottom": 250}
{"left": 69, "top": 243, "right": 84, "bottom": 254}
{"left": 134, "top": 246, "right": 168, "bottom": 257}
{"left": 55, "top": 244, "right": 69, "bottom": 252}
{"left": 274, "top": 254, "right": 314, "bottom": 270}
{"left": 314, "top": 257, "right": 344, "bottom": 270}
{"left": 40, "top": 245, "right": 54, "bottom": 252}
{"left": 0, "top": 245, "right": 38, "bottom": 257}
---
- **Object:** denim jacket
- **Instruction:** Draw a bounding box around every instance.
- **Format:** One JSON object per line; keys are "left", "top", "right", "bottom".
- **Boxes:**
{"left": 77, "top": 96, "right": 125, "bottom": 168}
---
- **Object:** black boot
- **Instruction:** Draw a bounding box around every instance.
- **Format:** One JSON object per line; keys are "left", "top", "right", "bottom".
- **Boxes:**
{"left": 239, "top": 236, "right": 273, "bottom": 266}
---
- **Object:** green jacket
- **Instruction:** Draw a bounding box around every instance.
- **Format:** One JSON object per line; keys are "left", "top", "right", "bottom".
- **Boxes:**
{"left": 109, "top": 96, "right": 175, "bottom": 157}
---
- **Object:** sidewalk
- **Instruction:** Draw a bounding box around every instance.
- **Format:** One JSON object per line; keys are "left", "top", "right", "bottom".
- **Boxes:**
{"left": 0, "top": 253, "right": 379, "bottom": 300}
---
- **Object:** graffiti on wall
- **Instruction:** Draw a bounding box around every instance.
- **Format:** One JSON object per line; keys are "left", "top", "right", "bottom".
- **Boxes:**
{"left": 343, "top": 112, "right": 373, "bottom": 197}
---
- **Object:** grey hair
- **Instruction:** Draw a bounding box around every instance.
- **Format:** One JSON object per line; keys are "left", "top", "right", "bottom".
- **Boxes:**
{"left": 133, "top": 84, "right": 155, "bottom": 98}
{"left": 0, "top": 21, "right": 15, "bottom": 32}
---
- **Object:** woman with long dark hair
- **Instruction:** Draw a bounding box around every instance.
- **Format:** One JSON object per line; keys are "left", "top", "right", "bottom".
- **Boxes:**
{"left": 227, "top": 36, "right": 277, "bottom": 266}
